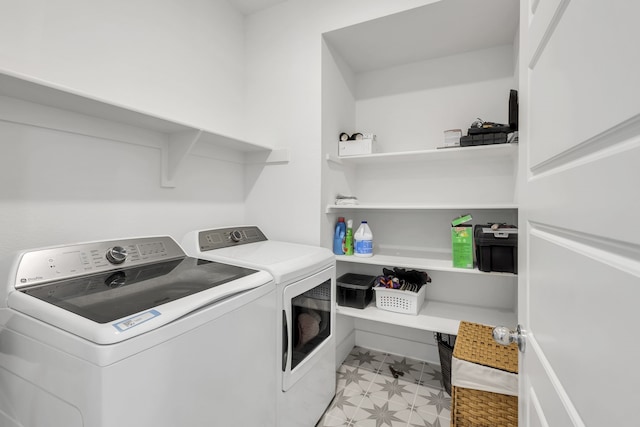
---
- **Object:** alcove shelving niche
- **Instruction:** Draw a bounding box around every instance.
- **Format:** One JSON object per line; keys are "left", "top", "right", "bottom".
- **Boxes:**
{"left": 320, "top": 0, "right": 520, "bottom": 350}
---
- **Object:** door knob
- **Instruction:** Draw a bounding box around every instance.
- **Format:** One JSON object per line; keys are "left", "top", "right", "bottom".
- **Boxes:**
{"left": 492, "top": 324, "right": 526, "bottom": 353}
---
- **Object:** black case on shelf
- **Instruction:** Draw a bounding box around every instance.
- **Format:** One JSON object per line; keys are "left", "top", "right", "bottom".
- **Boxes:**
{"left": 467, "top": 126, "right": 511, "bottom": 135}
{"left": 460, "top": 89, "right": 518, "bottom": 147}
{"left": 474, "top": 224, "right": 518, "bottom": 274}
{"left": 460, "top": 132, "right": 508, "bottom": 147}
{"left": 337, "top": 273, "right": 376, "bottom": 309}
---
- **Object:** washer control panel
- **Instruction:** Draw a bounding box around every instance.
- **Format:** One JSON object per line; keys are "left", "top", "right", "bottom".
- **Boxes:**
{"left": 15, "top": 236, "right": 185, "bottom": 289}
{"left": 198, "top": 226, "right": 267, "bottom": 251}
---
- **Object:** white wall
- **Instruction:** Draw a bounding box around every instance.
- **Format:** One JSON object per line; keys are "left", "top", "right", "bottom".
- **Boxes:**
{"left": 0, "top": 0, "right": 249, "bottom": 257}
{"left": 0, "top": 120, "right": 246, "bottom": 258}
{"left": 355, "top": 45, "right": 515, "bottom": 153}
{"left": 320, "top": 40, "right": 358, "bottom": 251}
{"left": 243, "top": 0, "right": 437, "bottom": 245}
{"left": 0, "top": 0, "right": 246, "bottom": 137}
{"left": 0, "top": 0, "right": 441, "bottom": 258}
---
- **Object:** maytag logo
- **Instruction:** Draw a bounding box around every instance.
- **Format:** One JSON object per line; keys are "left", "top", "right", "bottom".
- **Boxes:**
{"left": 21, "top": 276, "right": 43, "bottom": 283}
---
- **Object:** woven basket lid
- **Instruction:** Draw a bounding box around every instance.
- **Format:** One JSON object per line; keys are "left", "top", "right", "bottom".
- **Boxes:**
{"left": 453, "top": 321, "right": 518, "bottom": 373}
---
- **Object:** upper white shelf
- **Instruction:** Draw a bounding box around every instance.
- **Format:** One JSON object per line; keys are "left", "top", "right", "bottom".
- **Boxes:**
{"left": 326, "top": 143, "right": 517, "bottom": 166}
{"left": 336, "top": 300, "right": 517, "bottom": 335}
{"left": 0, "top": 70, "right": 288, "bottom": 187}
{"left": 326, "top": 202, "right": 518, "bottom": 213}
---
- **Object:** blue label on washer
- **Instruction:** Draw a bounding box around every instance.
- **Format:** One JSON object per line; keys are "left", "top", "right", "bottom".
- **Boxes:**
{"left": 113, "top": 309, "right": 161, "bottom": 332}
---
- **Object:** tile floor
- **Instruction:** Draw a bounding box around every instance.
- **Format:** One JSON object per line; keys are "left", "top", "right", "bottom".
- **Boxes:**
{"left": 316, "top": 346, "right": 451, "bottom": 427}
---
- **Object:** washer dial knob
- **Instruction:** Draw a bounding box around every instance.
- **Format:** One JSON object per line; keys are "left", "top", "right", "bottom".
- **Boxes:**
{"left": 230, "top": 230, "right": 244, "bottom": 242}
{"left": 106, "top": 246, "right": 128, "bottom": 264}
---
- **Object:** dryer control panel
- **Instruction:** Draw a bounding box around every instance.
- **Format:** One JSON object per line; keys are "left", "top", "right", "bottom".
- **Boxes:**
{"left": 198, "top": 226, "right": 267, "bottom": 251}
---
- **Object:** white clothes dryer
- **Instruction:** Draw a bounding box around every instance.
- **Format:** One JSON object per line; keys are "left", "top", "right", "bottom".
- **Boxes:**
{"left": 182, "top": 226, "right": 336, "bottom": 427}
{"left": 0, "top": 236, "right": 277, "bottom": 427}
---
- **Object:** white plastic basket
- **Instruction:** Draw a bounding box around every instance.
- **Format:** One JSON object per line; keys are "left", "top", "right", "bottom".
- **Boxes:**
{"left": 373, "top": 284, "right": 426, "bottom": 315}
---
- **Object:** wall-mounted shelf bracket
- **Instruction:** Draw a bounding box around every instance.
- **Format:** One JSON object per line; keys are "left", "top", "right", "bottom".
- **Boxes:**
{"left": 246, "top": 148, "right": 290, "bottom": 165}
{"left": 161, "top": 129, "right": 203, "bottom": 188}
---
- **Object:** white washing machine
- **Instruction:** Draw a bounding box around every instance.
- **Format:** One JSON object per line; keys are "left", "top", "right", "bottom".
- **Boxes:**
{"left": 182, "top": 226, "right": 336, "bottom": 427}
{"left": 0, "top": 236, "right": 277, "bottom": 427}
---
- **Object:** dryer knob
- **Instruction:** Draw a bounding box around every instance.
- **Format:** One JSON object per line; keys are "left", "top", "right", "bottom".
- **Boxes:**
{"left": 106, "top": 246, "right": 128, "bottom": 264}
{"left": 230, "top": 230, "right": 244, "bottom": 242}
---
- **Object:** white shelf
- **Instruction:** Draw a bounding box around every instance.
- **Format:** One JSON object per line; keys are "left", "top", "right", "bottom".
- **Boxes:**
{"left": 0, "top": 70, "right": 288, "bottom": 187}
{"left": 326, "top": 203, "right": 518, "bottom": 212}
{"left": 335, "top": 254, "right": 516, "bottom": 277}
{"left": 336, "top": 300, "right": 517, "bottom": 335}
{"left": 326, "top": 144, "right": 517, "bottom": 166}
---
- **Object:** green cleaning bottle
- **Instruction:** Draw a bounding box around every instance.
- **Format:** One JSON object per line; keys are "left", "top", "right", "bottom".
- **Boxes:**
{"left": 343, "top": 219, "right": 354, "bottom": 255}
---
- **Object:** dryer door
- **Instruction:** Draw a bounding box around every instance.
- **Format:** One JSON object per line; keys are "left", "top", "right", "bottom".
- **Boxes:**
{"left": 282, "top": 265, "right": 335, "bottom": 391}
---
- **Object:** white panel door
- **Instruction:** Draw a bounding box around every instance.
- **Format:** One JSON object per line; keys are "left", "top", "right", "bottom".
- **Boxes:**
{"left": 519, "top": 0, "right": 640, "bottom": 426}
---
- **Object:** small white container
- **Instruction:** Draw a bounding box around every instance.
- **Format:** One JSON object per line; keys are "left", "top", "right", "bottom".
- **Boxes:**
{"left": 339, "top": 137, "right": 375, "bottom": 156}
{"left": 443, "top": 129, "right": 462, "bottom": 147}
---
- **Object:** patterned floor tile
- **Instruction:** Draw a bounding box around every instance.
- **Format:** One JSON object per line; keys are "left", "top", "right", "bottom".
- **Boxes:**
{"left": 367, "top": 375, "right": 417, "bottom": 408}
{"left": 337, "top": 364, "right": 378, "bottom": 394}
{"left": 323, "top": 387, "right": 364, "bottom": 422}
{"left": 343, "top": 346, "right": 387, "bottom": 373}
{"left": 413, "top": 386, "right": 451, "bottom": 419}
{"left": 418, "top": 362, "right": 445, "bottom": 390}
{"left": 349, "top": 395, "right": 409, "bottom": 427}
{"left": 380, "top": 353, "right": 425, "bottom": 385}
{"left": 316, "top": 413, "right": 351, "bottom": 427}
{"left": 406, "top": 410, "right": 449, "bottom": 427}
{"left": 324, "top": 346, "right": 451, "bottom": 427}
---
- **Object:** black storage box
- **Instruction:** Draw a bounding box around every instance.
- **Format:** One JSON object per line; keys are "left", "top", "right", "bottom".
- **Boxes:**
{"left": 460, "top": 132, "right": 508, "bottom": 147}
{"left": 474, "top": 224, "right": 518, "bottom": 274}
{"left": 337, "top": 273, "right": 376, "bottom": 309}
{"left": 435, "top": 332, "right": 456, "bottom": 395}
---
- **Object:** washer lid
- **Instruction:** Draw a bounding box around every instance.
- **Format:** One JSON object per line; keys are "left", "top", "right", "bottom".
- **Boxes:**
{"left": 19, "top": 257, "right": 258, "bottom": 324}
{"left": 197, "top": 240, "right": 334, "bottom": 284}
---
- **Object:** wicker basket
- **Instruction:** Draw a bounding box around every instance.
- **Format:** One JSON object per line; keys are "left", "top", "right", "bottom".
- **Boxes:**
{"left": 450, "top": 321, "right": 518, "bottom": 427}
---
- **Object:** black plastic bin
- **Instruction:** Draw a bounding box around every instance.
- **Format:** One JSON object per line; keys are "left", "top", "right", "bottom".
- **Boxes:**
{"left": 337, "top": 273, "right": 376, "bottom": 309}
{"left": 474, "top": 224, "right": 518, "bottom": 274}
{"left": 435, "top": 332, "right": 456, "bottom": 395}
